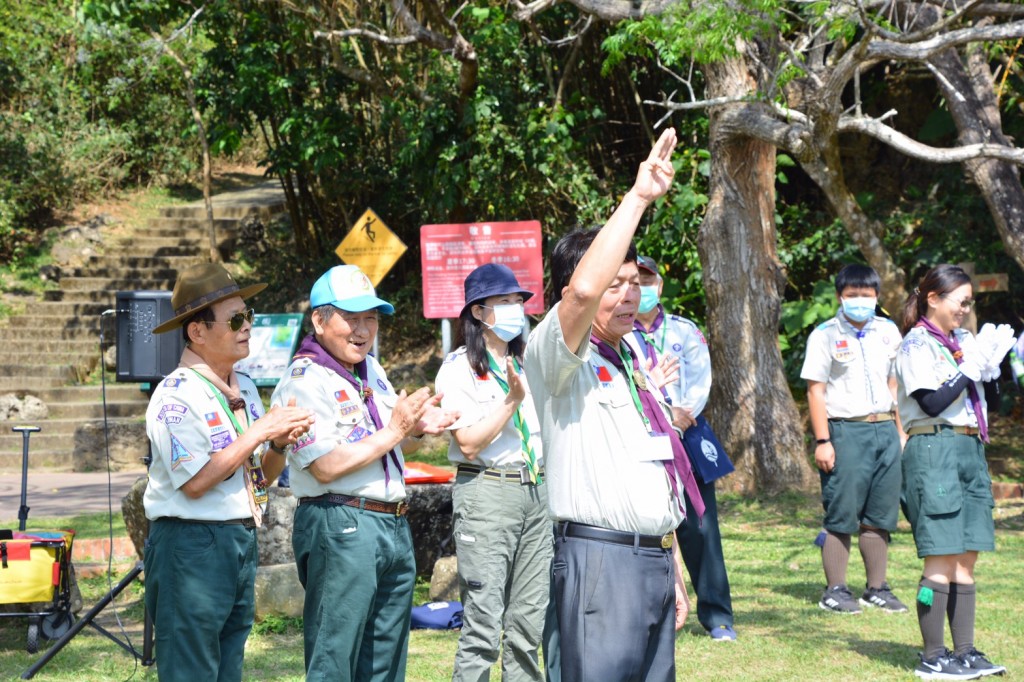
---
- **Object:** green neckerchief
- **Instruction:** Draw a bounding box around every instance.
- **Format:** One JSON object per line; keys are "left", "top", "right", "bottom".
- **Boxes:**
{"left": 188, "top": 369, "right": 268, "bottom": 505}
{"left": 485, "top": 352, "right": 540, "bottom": 484}
{"left": 641, "top": 321, "right": 668, "bottom": 356}
{"left": 615, "top": 343, "right": 652, "bottom": 432}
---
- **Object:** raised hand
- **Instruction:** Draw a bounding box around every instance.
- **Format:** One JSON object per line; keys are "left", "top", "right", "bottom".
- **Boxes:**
{"left": 632, "top": 128, "right": 677, "bottom": 203}
{"left": 505, "top": 356, "right": 527, "bottom": 405}
{"left": 417, "top": 394, "right": 460, "bottom": 435}
{"left": 262, "top": 397, "right": 315, "bottom": 446}
{"left": 387, "top": 387, "right": 439, "bottom": 438}
{"left": 645, "top": 354, "right": 679, "bottom": 391}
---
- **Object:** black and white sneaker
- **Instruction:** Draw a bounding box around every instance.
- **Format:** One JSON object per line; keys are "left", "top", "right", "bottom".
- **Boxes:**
{"left": 958, "top": 649, "right": 1006, "bottom": 677}
{"left": 914, "top": 650, "right": 982, "bottom": 680}
{"left": 860, "top": 583, "right": 909, "bottom": 612}
{"left": 818, "top": 584, "right": 862, "bottom": 614}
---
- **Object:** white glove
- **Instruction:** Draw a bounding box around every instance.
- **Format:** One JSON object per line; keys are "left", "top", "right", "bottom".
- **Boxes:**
{"left": 958, "top": 357, "right": 983, "bottom": 382}
{"left": 980, "top": 366, "right": 1001, "bottom": 382}
{"left": 989, "top": 324, "right": 1017, "bottom": 366}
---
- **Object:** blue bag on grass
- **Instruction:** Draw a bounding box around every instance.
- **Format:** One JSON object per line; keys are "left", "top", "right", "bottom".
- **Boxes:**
{"left": 410, "top": 601, "right": 463, "bottom": 630}
{"left": 681, "top": 415, "right": 734, "bottom": 484}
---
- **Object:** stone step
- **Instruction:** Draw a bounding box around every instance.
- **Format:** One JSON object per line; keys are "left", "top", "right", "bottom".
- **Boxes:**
{"left": 67, "top": 266, "right": 182, "bottom": 280}
{"left": 0, "top": 418, "right": 82, "bottom": 435}
{"left": 4, "top": 315, "right": 100, "bottom": 330}
{"left": 59, "top": 276, "right": 177, "bottom": 292}
{"left": 142, "top": 216, "right": 241, "bottom": 233}
{"left": 0, "top": 335, "right": 102, "bottom": 352}
{"left": 0, "top": 432, "right": 74, "bottom": 452}
{"left": 45, "top": 401, "right": 147, "bottom": 420}
{"left": 82, "top": 254, "right": 203, "bottom": 271}
{"left": 160, "top": 196, "right": 284, "bottom": 221}
{"left": 43, "top": 290, "right": 118, "bottom": 303}
{"left": 0, "top": 376, "right": 66, "bottom": 390}
{"left": 19, "top": 302, "right": 111, "bottom": 317}
{"left": 119, "top": 243, "right": 204, "bottom": 258}
{"left": 4, "top": 351, "right": 99, "bottom": 368}
{"left": 19, "top": 385, "right": 150, "bottom": 403}
{"left": 0, "top": 449, "right": 73, "bottom": 471}
{"left": 0, "top": 364, "right": 77, "bottom": 380}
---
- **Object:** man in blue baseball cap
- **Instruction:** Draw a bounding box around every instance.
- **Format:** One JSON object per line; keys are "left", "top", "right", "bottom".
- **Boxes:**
{"left": 271, "top": 264, "right": 457, "bottom": 681}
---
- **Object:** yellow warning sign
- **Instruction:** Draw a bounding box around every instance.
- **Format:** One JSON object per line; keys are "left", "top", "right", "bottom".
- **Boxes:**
{"left": 335, "top": 208, "right": 407, "bottom": 286}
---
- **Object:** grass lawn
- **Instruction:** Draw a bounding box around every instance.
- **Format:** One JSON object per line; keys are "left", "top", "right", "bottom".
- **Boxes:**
{"left": 2, "top": 491, "right": 1022, "bottom": 681}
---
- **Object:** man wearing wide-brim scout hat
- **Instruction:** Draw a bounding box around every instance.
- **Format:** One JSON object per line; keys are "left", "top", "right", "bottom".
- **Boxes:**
{"left": 143, "top": 261, "right": 314, "bottom": 682}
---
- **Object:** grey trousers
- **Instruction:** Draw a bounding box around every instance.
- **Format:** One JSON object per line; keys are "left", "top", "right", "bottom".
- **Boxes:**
{"left": 550, "top": 526, "right": 676, "bottom": 682}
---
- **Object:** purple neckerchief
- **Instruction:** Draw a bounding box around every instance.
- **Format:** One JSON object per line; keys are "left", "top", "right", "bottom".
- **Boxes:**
{"left": 633, "top": 306, "right": 665, "bottom": 366}
{"left": 915, "top": 317, "right": 988, "bottom": 443}
{"left": 590, "top": 334, "right": 706, "bottom": 521}
{"left": 293, "top": 334, "right": 403, "bottom": 485}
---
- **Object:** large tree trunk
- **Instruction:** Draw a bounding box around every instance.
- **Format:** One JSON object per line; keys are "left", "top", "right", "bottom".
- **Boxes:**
{"left": 699, "top": 56, "right": 813, "bottom": 494}
{"left": 929, "top": 33, "right": 1024, "bottom": 272}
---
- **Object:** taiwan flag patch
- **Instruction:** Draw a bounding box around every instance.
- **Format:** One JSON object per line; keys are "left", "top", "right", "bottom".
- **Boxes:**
{"left": 205, "top": 412, "right": 222, "bottom": 428}
{"left": 334, "top": 390, "right": 351, "bottom": 402}
{"left": 835, "top": 340, "right": 849, "bottom": 351}
{"left": 594, "top": 365, "right": 613, "bottom": 384}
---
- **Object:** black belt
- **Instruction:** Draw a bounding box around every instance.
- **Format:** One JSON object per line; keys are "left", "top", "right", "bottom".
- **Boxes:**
{"left": 299, "top": 493, "right": 408, "bottom": 516}
{"left": 456, "top": 464, "right": 544, "bottom": 484}
{"left": 558, "top": 521, "right": 673, "bottom": 550}
{"left": 158, "top": 517, "right": 257, "bottom": 530}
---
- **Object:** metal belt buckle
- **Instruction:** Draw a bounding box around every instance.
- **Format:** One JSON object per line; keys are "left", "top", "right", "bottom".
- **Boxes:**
{"left": 519, "top": 464, "right": 533, "bottom": 486}
{"left": 394, "top": 500, "right": 406, "bottom": 517}
{"left": 660, "top": 533, "right": 673, "bottom": 549}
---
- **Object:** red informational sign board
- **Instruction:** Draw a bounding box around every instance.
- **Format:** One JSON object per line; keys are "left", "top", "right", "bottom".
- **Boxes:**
{"left": 420, "top": 221, "right": 545, "bottom": 319}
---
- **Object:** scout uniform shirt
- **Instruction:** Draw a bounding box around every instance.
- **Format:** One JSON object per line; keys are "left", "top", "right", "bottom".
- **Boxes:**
{"left": 628, "top": 312, "right": 712, "bottom": 416}
{"left": 800, "top": 314, "right": 902, "bottom": 419}
{"left": 896, "top": 325, "right": 986, "bottom": 430}
{"left": 435, "top": 347, "right": 544, "bottom": 469}
{"left": 524, "top": 302, "right": 686, "bottom": 536}
{"left": 144, "top": 368, "right": 266, "bottom": 521}
{"left": 271, "top": 355, "right": 406, "bottom": 502}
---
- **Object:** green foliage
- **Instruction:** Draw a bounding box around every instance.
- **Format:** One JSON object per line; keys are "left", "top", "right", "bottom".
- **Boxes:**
{"left": 252, "top": 614, "right": 303, "bottom": 636}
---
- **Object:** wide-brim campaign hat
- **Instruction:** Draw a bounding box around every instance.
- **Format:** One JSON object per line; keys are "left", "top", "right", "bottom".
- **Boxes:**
{"left": 152, "top": 262, "right": 267, "bottom": 334}
{"left": 461, "top": 263, "right": 534, "bottom": 317}
{"left": 310, "top": 264, "right": 395, "bottom": 314}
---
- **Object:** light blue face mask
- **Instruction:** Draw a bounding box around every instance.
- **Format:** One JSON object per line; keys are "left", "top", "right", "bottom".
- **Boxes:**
{"left": 841, "top": 297, "right": 876, "bottom": 323}
{"left": 483, "top": 304, "right": 526, "bottom": 342}
{"left": 638, "top": 285, "right": 660, "bottom": 314}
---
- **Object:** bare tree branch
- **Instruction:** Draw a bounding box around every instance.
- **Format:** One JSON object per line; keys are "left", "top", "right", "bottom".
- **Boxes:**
{"left": 839, "top": 115, "right": 1024, "bottom": 164}
{"left": 313, "top": 28, "right": 418, "bottom": 45}
{"left": 868, "top": 19, "right": 1024, "bottom": 60}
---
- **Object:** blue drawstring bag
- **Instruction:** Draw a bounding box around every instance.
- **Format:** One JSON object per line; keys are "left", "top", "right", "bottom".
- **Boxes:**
{"left": 410, "top": 601, "right": 463, "bottom": 630}
{"left": 681, "top": 415, "right": 734, "bottom": 484}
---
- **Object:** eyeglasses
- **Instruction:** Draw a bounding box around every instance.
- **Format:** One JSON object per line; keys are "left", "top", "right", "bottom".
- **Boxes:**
{"left": 942, "top": 296, "right": 974, "bottom": 311}
{"left": 204, "top": 308, "right": 255, "bottom": 332}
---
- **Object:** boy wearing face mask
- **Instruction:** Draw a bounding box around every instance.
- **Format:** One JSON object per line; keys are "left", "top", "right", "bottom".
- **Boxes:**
{"left": 801, "top": 264, "right": 908, "bottom": 615}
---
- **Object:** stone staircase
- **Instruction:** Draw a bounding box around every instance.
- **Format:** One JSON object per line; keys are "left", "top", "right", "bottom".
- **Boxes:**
{"left": 0, "top": 180, "right": 286, "bottom": 472}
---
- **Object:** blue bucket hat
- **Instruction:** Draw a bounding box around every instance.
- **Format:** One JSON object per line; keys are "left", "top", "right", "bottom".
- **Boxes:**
{"left": 461, "top": 263, "right": 534, "bottom": 316}
{"left": 310, "top": 265, "right": 395, "bottom": 314}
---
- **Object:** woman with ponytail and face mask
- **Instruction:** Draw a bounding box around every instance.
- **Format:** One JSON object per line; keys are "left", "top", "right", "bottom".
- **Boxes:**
{"left": 434, "top": 263, "right": 550, "bottom": 681}
{"left": 896, "top": 264, "right": 1014, "bottom": 680}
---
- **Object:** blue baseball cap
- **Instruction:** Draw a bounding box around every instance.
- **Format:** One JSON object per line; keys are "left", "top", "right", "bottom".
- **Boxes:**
{"left": 637, "top": 255, "right": 658, "bottom": 275}
{"left": 309, "top": 265, "right": 395, "bottom": 314}
{"left": 461, "top": 263, "right": 534, "bottom": 316}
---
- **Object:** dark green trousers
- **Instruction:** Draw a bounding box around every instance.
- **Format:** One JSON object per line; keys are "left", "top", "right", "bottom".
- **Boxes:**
{"left": 145, "top": 519, "right": 258, "bottom": 682}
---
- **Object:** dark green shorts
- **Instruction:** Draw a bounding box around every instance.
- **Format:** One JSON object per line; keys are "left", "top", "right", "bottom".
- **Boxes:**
{"left": 901, "top": 428, "right": 995, "bottom": 558}
{"left": 820, "top": 420, "right": 901, "bottom": 534}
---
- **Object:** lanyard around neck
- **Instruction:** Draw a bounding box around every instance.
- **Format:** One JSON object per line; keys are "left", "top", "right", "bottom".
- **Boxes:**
{"left": 189, "top": 370, "right": 249, "bottom": 436}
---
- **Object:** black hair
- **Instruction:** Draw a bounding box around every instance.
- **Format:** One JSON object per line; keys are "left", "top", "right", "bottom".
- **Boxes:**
{"left": 549, "top": 227, "right": 638, "bottom": 304}
{"left": 182, "top": 307, "right": 216, "bottom": 345}
{"left": 899, "top": 264, "right": 972, "bottom": 335}
{"left": 834, "top": 264, "right": 881, "bottom": 295}
{"left": 453, "top": 302, "right": 525, "bottom": 377}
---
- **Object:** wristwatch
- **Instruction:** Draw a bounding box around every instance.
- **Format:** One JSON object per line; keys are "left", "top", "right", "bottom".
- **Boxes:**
{"left": 815, "top": 438, "right": 831, "bottom": 445}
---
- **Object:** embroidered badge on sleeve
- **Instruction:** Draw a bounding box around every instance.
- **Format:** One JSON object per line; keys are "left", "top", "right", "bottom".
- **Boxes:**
{"left": 169, "top": 433, "right": 194, "bottom": 470}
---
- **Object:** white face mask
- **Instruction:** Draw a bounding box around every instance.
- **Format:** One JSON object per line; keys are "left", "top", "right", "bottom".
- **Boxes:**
{"left": 841, "top": 296, "right": 877, "bottom": 323}
{"left": 482, "top": 304, "right": 526, "bottom": 342}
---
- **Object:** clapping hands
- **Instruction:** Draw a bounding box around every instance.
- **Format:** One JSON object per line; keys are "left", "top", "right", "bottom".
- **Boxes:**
{"left": 975, "top": 323, "right": 1017, "bottom": 381}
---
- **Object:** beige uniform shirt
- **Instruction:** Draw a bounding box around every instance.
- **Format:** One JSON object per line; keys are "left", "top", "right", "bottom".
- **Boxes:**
{"left": 271, "top": 355, "right": 406, "bottom": 502}
{"left": 524, "top": 302, "right": 685, "bottom": 536}
{"left": 896, "top": 326, "right": 986, "bottom": 430}
{"left": 800, "top": 315, "right": 902, "bottom": 419}
{"left": 144, "top": 367, "right": 265, "bottom": 521}
{"left": 434, "top": 348, "right": 544, "bottom": 469}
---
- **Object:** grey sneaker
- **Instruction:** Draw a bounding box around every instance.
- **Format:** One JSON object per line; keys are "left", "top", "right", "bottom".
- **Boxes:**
{"left": 915, "top": 650, "right": 982, "bottom": 680}
{"left": 819, "top": 584, "right": 862, "bottom": 614}
{"left": 958, "top": 649, "right": 1006, "bottom": 677}
{"left": 860, "top": 583, "right": 909, "bottom": 612}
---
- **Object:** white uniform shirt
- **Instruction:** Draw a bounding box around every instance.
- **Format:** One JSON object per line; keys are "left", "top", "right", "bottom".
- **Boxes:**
{"left": 271, "top": 355, "right": 406, "bottom": 502}
{"left": 434, "top": 348, "right": 544, "bottom": 469}
{"left": 896, "top": 326, "right": 986, "bottom": 430}
{"left": 800, "top": 314, "right": 902, "bottom": 419}
{"left": 144, "top": 367, "right": 265, "bottom": 521}
{"left": 628, "top": 310, "right": 712, "bottom": 416}
{"left": 524, "top": 302, "right": 685, "bottom": 536}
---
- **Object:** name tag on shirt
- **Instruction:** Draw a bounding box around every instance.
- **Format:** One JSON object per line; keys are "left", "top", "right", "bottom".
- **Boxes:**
{"left": 638, "top": 433, "right": 674, "bottom": 462}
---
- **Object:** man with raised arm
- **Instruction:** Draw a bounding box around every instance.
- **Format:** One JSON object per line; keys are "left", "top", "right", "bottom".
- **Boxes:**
{"left": 524, "top": 129, "right": 704, "bottom": 682}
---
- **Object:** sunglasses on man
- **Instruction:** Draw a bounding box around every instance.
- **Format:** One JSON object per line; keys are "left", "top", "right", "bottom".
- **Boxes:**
{"left": 204, "top": 308, "right": 256, "bottom": 332}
